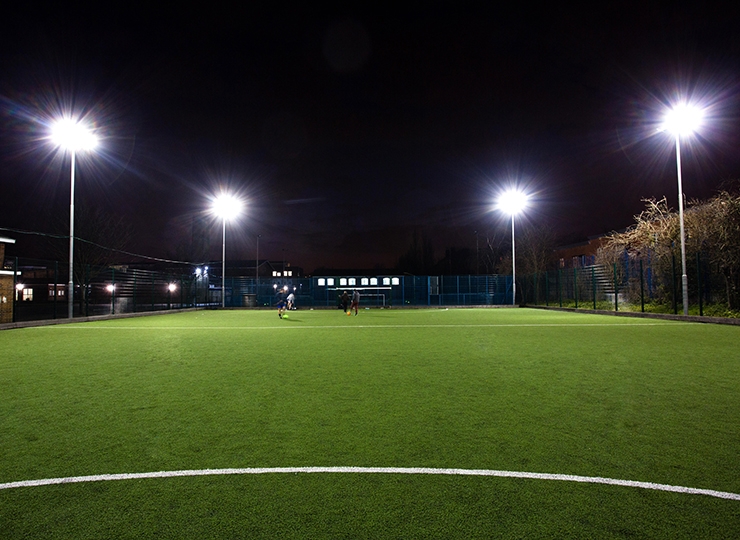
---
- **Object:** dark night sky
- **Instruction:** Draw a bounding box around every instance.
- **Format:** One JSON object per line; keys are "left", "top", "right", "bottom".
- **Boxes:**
{"left": 2, "top": 3, "right": 739, "bottom": 273}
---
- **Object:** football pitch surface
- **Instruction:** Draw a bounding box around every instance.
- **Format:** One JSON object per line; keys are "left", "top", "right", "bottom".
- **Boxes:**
{"left": 1, "top": 308, "right": 738, "bottom": 538}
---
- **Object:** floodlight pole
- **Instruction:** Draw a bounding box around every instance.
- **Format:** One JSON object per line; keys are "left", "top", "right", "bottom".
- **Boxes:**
{"left": 221, "top": 217, "right": 227, "bottom": 308}
{"left": 511, "top": 214, "right": 516, "bottom": 306}
{"left": 68, "top": 152, "right": 76, "bottom": 319}
{"left": 675, "top": 134, "right": 689, "bottom": 315}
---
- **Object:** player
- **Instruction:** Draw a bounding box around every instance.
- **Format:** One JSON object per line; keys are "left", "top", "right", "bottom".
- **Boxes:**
{"left": 287, "top": 291, "right": 296, "bottom": 310}
{"left": 350, "top": 289, "right": 360, "bottom": 315}
{"left": 340, "top": 291, "right": 350, "bottom": 314}
{"left": 277, "top": 298, "right": 287, "bottom": 318}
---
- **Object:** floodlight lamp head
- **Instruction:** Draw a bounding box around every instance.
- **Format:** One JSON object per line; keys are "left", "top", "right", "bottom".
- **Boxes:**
{"left": 497, "top": 190, "right": 529, "bottom": 216}
{"left": 168, "top": 283, "right": 177, "bottom": 292}
{"left": 662, "top": 104, "right": 703, "bottom": 136}
{"left": 212, "top": 193, "right": 242, "bottom": 220}
{"left": 50, "top": 117, "right": 98, "bottom": 152}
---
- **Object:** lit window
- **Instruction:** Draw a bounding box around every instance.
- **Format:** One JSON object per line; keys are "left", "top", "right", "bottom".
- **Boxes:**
{"left": 361, "top": 278, "right": 369, "bottom": 286}
{"left": 327, "top": 278, "right": 335, "bottom": 286}
{"left": 391, "top": 278, "right": 400, "bottom": 285}
{"left": 285, "top": 270, "right": 292, "bottom": 277}
{"left": 22, "top": 288, "right": 33, "bottom": 301}
{"left": 273, "top": 271, "right": 281, "bottom": 277}
{"left": 348, "top": 278, "right": 356, "bottom": 286}
{"left": 370, "top": 278, "right": 378, "bottom": 286}
{"left": 317, "top": 278, "right": 326, "bottom": 286}
{"left": 340, "top": 278, "right": 347, "bottom": 286}
{"left": 383, "top": 278, "right": 390, "bottom": 285}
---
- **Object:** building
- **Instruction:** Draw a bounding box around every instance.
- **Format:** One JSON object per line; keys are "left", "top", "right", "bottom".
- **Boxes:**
{"left": 0, "top": 236, "right": 17, "bottom": 323}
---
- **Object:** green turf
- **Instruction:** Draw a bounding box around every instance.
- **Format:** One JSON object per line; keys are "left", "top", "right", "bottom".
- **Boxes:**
{"left": 1, "top": 308, "right": 739, "bottom": 538}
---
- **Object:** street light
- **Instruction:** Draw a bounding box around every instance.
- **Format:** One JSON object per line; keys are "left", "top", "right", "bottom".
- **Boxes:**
{"left": 661, "top": 103, "right": 703, "bottom": 316}
{"left": 497, "top": 190, "right": 529, "bottom": 306}
{"left": 50, "top": 117, "right": 98, "bottom": 318}
{"left": 212, "top": 193, "right": 242, "bottom": 308}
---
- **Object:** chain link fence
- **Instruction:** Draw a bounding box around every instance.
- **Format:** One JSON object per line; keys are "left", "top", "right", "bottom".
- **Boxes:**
{"left": 521, "top": 251, "right": 733, "bottom": 316}
{"left": 4, "top": 256, "right": 515, "bottom": 323}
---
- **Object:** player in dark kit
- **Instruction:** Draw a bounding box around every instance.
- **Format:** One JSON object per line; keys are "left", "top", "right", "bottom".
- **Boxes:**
{"left": 350, "top": 290, "right": 360, "bottom": 315}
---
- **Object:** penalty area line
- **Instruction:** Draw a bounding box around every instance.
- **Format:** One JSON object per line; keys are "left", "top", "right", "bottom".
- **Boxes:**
{"left": 1, "top": 467, "right": 738, "bottom": 501}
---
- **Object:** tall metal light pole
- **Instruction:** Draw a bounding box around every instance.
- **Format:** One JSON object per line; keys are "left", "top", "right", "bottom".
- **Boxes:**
{"left": 662, "top": 104, "right": 702, "bottom": 316}
{"left": 497, "top": 190, "right": 529, "bottom": 306}
{"left": 50, "top": 118, "right": 98, "bottom": 319}
{"left": 212, "top": 193, "right": 242, "bottom": 308}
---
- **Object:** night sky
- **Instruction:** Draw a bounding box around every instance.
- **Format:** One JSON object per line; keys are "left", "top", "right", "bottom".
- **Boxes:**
{"left": 2, "top": 3, "right": 739, "bottom": 273}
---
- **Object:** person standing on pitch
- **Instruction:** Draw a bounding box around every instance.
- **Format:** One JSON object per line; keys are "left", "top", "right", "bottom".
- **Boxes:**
{"left": 287, "top": 291, "right": 295, "bottom": 310}
{"left": 277, "top": 298, "right": 287, "bottom": 318}
{"left": 341, "top": 291, "right": 350, "bottom": 314}
{"left": 350, "top": 289, "right": 360, "bottom": 315}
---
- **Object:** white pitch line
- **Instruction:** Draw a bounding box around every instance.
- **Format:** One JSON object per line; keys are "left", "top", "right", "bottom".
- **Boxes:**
{"left": 1, "top": 467, "right": 738, "bottom": 501}
{"left": 44, "top": 322, "right": 676, "bottom": 330}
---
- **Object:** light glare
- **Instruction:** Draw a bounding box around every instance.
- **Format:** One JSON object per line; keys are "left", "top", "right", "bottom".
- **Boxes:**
{"left": 662, "top": 104, "right": 703, "bottom": 136}
{"left": 497, "top": 190, "right": 529, "bottom": 215}
{"left": 50, "top": 118, "right": 98, "bottom": 152}
{"left": 212, "top": 193, "right": 242, "bottom": 220}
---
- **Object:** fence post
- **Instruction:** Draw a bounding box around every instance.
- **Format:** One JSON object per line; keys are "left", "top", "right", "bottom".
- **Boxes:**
{"left": 85, "top": 265, "right": 90, "bottom": 317}
{"left": 558, "top": 268, "right": 562, "bottom": 307}
{"left": 133, "top": 271, "right": 137, "bottom": 313}
{"left": 592, "top": 266, "right": 596, "bottom": 310}
{"left": 53, "top": 260, "right": 58, "bottom": 319}
{"left": 544, "top": 272, "right": 549, "bottom": 306}
{"left": 613, "top": 263, "right": 618, "bottom": 312}
{"left": 12, "top": 257, "right": 18, "bottom": 323}
{"left": 640, "top": 260, "right": 645, "bottom": 313}
{"left": 697, "top": 252, "right": 703, "bottom": 317}
{"left": 111, "top": 267, "right": 116, "bottom": 315}
{"left": 573, "top": 267, "right": 578, "bottom": 309}
{"left": 672, "top": 249, "right": 678, "bottom": 315}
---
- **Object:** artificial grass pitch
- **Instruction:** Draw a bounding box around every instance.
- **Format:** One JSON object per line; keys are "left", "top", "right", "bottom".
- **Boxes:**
{"left": 1, "top": 308, "right": 738, "bottom": 538}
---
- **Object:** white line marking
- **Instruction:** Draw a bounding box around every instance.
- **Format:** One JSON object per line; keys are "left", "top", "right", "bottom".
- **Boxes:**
{"left": 43, "top": 322, "right": 676, "bottom": 330}
{"left": 1, "top": 467, "right": 737, "bottom": 500}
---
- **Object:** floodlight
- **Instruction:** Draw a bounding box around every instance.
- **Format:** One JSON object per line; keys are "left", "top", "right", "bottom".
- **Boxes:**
{"left": 212, "top": 193, "right": 242, "bottom": 220}
{"left": 106, "top": 284, "right": 115, "bottom": 292}
{"left": 15, "top": 283, "right": 24, "bottom": 291}
{"left": 496, "top": 189, "right": 530, "bottom": 305}
{"left": 211, "top": 193, "right": 243, "bottom": 308}
{"left": 168, "top": 283, "right": 177, "bottom": 292}
{"left": 50, "top": 117, "right": 98, "bottom": 152}
{"left": 49, "top": 116, "right": 99, "bottom": 319}
{"left": 662, "top": 104, "right": 703, "bottom": 136}
{"left": 497, "top": 190, "right": 529, "bottom": 216}
{"left": 660, "top": 102, "right": 703, "bottom": 315}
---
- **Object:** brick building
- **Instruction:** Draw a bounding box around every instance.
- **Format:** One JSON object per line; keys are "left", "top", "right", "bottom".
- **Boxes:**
{"left": 0, "top": 236, "right": 16, "bottom": 323}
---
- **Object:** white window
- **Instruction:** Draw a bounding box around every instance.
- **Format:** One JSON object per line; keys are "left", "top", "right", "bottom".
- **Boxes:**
{"left": 327, "top": 278, "right": 335, "bottom": 286}
{"left": 383, "top": 278, "right": 390, "bottom": 285}
{"left": 340, "top": 278, "right": 347, "bottom": 286}
{"left": 317, "top": 278, "right": 326, "bottom": 286}
{"left": 391, "top": 278, "right": 400, "bottom": 285}
{"left": 22, "top": 288, "right": 33, "bottom": 301}
{"left": 370, "top": 278, "right": 378, "bottom": 286}
{"left": 285, "top": 270, "right": 292, "bottom": 277}
{"left": 361, "top": 278, "right": 369, "bottom": 286}
{"left": 348, "top": 278, "right": 356, "bottom": 286}
{"left": 273, "top": 271, "right": 281, "bottom": 277}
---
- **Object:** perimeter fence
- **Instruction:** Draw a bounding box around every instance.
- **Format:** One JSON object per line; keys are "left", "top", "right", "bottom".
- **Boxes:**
{"left": 520, "top": 251, "right": 734, "bottom": 317}
{"left": 3, "top": 256, "right": 514, "bottom": 323}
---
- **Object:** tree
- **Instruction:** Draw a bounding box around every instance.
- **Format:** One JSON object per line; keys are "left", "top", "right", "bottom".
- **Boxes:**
{"left": 597, "top": 188, "right": 740, "bottom": 310}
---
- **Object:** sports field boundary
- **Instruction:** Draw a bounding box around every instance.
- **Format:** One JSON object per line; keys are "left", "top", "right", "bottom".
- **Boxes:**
{"left": 0, "top": 307, "right": 202, "bottom": 331}
{"left": 524, "top": 304, "right": 740, "bottom": 326}
{"left": 2, "top": 467, "right": 739, "bottom": 501}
